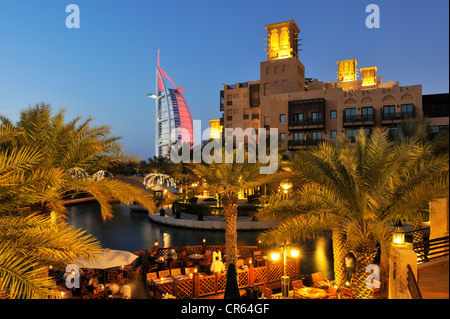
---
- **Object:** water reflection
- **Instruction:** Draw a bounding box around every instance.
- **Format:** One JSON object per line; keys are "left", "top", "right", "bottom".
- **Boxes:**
{"left": 67, "top": 202, "right": 334, "bottom": 279}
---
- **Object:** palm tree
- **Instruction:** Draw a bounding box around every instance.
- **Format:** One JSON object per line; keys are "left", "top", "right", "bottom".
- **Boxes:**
{"left": 0, "top": 103, "right": 157, "bottom": 298}
{"left": 391, "top": 118, "right": 449, "bottom": 250}
{"left": 257, "top": 129, "right": 448, "bottom": 298}
{"left": 147, "top": 155, "right": 175, "bottom": 175}
{"left": 191, "top": 150, "right": 270, "bottom": 266}
{"left": 1, "top": 103, "right": 156, "bottom": 221}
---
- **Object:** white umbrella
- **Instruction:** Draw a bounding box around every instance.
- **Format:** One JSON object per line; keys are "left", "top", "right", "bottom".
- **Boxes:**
{"left": 73, "top": 249, "right": 138, "bottom": 269}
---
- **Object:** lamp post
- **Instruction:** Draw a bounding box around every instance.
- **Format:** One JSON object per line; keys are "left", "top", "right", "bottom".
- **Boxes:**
{"left": 271, "top": 242, "right": 300, "bottom": 298}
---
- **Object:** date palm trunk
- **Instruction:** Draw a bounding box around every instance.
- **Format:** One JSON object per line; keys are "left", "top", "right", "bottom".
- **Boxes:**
{"left": 353, "top": 238, "right": 378, "bottom": 299}
{"left": 223, "top": 194, "right": 238, "bottom": 267}
{"left": 332, "top": 228, "right": 347, "bottom": 287}
{"left": 412, "top": 219, "right": 424, "bottom": 261}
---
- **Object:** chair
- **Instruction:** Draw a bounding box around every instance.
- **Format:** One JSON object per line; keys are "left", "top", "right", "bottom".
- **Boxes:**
{"left": 261, "top": 286, "right": 272, "bottom": 299}
{"left": 158, "top": 270, "right": 170, "bottom": 278}
{"left": 252, "top": 251, "right": 264, "bottom": 267}
{"left": 181, "top": 257, "right": 194, "bottom": 268}
{"left": 326, "top": 285, "right": 338, "bottom": 299}
{"left": 107, "top": 271, "right": 118, "bottom": 282}
{"left": 311, "top": 272, "right": 329, "bottom": 288}
{"left": 146, "top": 272, "right": 157, "bottom": 281}
{"left": 170, "top": 268, "right": 181, "bottom": 277}
{"left": 341, "top": 287, "right": 356, "bottom": 299}
{"left": 169, "top": 260, "right": 179, "bottom": 270}
{"left": 128, "top": 265, "right": 142, "bottom": 280}
{"left": 199, "top": 256, "right": 212, "bottom": 274}
{"left": 185, "top": 267, "right": 195, "bottom": 275}
{"left": 292, "top": 280, "right": 304, "bottom": 299}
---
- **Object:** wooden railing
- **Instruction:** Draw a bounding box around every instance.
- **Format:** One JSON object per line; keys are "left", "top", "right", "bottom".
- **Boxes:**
{"left": 135, "top": 244, "right": 300, "bottom": 299}
{"left": 150, "top": 259, "right": 299, "bottom": 299}
{"left": 406, "top": 264, "right": 422, "bottom": 299}
{"left": 413, "top": 236, "right": 449, "bottom": 263}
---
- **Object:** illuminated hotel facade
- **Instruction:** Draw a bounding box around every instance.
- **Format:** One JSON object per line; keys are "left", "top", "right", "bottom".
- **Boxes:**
{"left": 215, "top": 20, "right": 449, "bottom": 155}
{"left": 149, "top": 51, "right": 193, "bottom": 157}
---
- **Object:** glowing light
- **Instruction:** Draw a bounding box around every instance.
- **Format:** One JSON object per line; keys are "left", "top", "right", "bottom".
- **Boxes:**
{"left": 280, "top": 180, "right": 293, "bottom": 190}
{"left": 290, "top": 249, "right": 299, "bottom": 258}
{"left": 144, "top": 173, "right": 176, "bottom": 190}
{"left": 271, "top": 252, "right": 280, "bottom": 261}
{"left": 392, "top": 226, "right": 405, "bottom": 245}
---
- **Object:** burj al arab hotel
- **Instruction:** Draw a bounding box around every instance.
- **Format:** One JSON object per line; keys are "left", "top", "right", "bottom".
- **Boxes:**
{"left": 148, "top": 51, "right": 193, "bottom": 157}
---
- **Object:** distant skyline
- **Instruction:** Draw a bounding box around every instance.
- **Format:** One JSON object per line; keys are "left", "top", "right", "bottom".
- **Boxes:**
{"left": 0, "top": 0, "right": 448, "bottom": 159}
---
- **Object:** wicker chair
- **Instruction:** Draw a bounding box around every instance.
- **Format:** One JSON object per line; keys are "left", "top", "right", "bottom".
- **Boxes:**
{"left": 146, "top": 272, "right": 157, "bottom": 281}
{"left": 326, "top": 285, "right": 338, "bottom": 299}
{"left": 262, "top": 286, "right": 272, "bottom": 299}
{"left": 158, "top": 270, "right": 170, "bottom": 278}
{"left": 311, "top": 272, "right": 330, "bottom": 288}
{"left": 341, "top": 287, "right": 356, "bottom": 299}
{"left": 292, "top": 279, "right": 305, "bottom": 299}
{"left": 199, "top": 255, "right": 212, "bottom": 274}
{"left": 170, "top": 268, "right": 181, "bottom": 277}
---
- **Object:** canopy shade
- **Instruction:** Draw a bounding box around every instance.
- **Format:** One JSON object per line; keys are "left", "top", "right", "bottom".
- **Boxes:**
{"left": 73, "top": 249, "right": 138, "bottom": 269}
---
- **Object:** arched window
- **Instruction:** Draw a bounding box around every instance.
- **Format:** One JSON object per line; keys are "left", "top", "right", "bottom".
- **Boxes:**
{"left": 280, "top": 27, "right": 289, "bottom": 49}
{"left": 270, "top": 29, "right": 279, "bottom": 52}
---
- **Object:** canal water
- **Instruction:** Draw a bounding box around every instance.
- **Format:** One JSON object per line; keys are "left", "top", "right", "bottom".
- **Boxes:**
{"left": 68, "top": 201, "right": 335, "bottom": 280}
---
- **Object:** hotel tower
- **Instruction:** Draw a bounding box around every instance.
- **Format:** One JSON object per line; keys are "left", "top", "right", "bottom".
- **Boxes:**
{"left": 149, "top": 51, "right": 193, "bottom": 157}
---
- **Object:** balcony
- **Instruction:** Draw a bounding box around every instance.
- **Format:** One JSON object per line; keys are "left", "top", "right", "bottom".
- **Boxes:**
{"left": 288, "top": 138, "right": 323, "bottom": 149}
{"left": 381, "top": 111, "right": 415, "bottom": 125}
{"left": 289, "top": 117, "right": 324, "bottom": 130}
{"left": 250, "top": 98, "right": 260, "bottom": 107}
{"left": 343, "top": 114, "right": 375, "bottom": 127}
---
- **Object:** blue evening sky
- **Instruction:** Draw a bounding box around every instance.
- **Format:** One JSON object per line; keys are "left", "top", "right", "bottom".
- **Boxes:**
{"left": 0, "top": 0, "right": 448, "bottom": 159}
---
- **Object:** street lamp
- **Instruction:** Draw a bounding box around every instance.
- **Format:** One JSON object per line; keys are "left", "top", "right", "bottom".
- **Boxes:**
{"left": 271, "top": 242, "right": 300, "bottom": 298}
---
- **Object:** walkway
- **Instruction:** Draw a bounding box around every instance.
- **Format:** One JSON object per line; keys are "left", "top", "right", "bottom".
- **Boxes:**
{"left": 418, "top": 257, "right": 449, "bottom": 299}
{"left": 147, "top": 207, "right": 279, "bottom": 230}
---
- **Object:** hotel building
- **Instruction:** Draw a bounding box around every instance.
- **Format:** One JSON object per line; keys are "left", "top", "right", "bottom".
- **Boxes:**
{"left": 214, "top": 20, "right": 449, "bottom": 156}
{"left": 149, "top": 51, "right": 194, "bottom": 157}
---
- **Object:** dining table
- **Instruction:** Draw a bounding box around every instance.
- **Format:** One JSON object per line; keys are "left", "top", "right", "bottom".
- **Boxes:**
{"left": 187, "top": 253, "right": 205, "bottom": 265}
{"left": 295, "top": 287, "right": 328, "bottom": 299}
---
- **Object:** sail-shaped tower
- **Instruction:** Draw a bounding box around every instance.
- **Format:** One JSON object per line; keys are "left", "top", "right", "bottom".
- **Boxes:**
{"left": 148, "top": 51, "right": 193, "bottom": 157}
